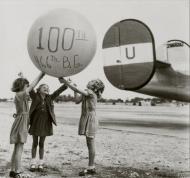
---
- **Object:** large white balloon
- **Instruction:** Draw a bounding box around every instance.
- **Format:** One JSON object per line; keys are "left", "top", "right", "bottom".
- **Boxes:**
{"left": 27, "top": 9, "right": 97, "bottom": 77}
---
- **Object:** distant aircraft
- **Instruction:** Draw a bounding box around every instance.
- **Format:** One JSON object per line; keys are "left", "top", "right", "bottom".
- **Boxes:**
{"left": 102, "top": 19, "right": 190, "bottom": 102}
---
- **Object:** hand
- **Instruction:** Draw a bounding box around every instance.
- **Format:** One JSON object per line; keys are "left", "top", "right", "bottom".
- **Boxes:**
{"left": 59, "top": 77, "right": 67, "bottom": 83}
{"left": 18, "top": 72, "right": 24, "bottom": 78}
{"left": 67, "top": 78, "right": 77, "bottom": 87}
{"left": 67, "top": 78, "right": 72, "bottom": 83}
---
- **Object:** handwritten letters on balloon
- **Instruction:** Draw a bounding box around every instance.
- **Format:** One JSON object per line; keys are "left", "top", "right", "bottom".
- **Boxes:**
{"left": 34, "top": 27, "right": 87, "bottom": 73}
{"left": 28, "top": 9, "right": 96, "bottom": 77}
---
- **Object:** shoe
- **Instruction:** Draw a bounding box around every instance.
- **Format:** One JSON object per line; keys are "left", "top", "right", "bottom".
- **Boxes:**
{"left": 79, "top": 168, "right": 96, "bottom": 176}
{"left": 38, "top": 164, "right": 44, "bottom": 172}
{"left": 13, "top": 172, "right": 30, "bottom": 178}
{"left": 29, "top": 164, "right": 36, "bottom": 172}
{"left": 9, "top": 171, "right": 15, "bottom": 177}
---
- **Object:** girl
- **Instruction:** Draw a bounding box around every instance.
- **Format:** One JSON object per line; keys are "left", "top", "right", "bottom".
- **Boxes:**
{"left": 28, "top": 83, "right": 68, "bottom": 172}
{"left": 10, "top": 72, "right": 45, "bottom": 178}
{"left": 59, "top": 78, "right": 105, "bottom": 176}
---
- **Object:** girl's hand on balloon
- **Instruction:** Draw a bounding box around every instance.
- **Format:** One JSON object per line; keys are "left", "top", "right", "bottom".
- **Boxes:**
{"left": 67, "top": 78, "right": 77, "bottom": 87}
{"left": 59, "top": 77, "right": 74, "bottom": 87}
{"left": 59, "top": 77, "right": 67, "bottom": 84}
{"left": 59, "top": 77, "right": 78, "bottom": 92}
{"left": 72, "top": 81, "right": 77, "bottom": 87}
{"left": 67, "top": 78, "right": 72, "bottom": 83}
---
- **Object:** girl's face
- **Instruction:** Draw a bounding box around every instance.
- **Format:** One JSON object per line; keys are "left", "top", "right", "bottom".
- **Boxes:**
{"left": 23, "top": 83, "right": 29, "bottom": 91}
{"left": 39, "top": 85, "right": 49, "bottom": 95}
{"left": 95, "top": 90, "right": 103, "bottom": 99}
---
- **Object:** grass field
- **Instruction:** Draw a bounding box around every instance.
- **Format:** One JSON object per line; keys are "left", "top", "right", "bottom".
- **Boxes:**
{"left": 0, "top": 102, "right": 189, "bottom": 178}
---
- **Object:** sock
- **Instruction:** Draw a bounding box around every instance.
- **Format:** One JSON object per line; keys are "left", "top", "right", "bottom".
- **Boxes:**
{"left": 88, "top": 165, "right": 95, "bottom": 170}
{"left": 39, "top": 159, "right": 44, "bottom": 165}
{"left": 30, "top": 158, "right": 37, "bottom": 165}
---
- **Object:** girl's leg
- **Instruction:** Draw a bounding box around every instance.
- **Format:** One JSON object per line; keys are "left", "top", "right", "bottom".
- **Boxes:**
{"left": 86, "top": 137, "right": 95, "bottom": 167}
{"left": 30, "top": 136, "right": 38, "bottom": 171}
{"left": 31, "top": 136, "right": 38, "bottom": 159}
{"left": 39, "top": 136, "right": 46, "bottom": 161}
{"left": 79, "top": 137, "right": 96, "bottom": 176}
{"left": 14, "top": 143, "right": 24, "bottom": 173}
{"left": 10, "top": 144, "right": 16, "bottom": 171}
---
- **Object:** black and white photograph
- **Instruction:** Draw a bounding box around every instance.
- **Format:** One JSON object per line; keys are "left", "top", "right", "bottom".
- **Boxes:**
{"left": 0, "top": 0, "right": 189, "bottom": 177}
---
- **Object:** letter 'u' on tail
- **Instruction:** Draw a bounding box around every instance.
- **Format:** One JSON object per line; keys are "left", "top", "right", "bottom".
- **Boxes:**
{"left": 102, "top": 19, "right": 156, "bottom": 90}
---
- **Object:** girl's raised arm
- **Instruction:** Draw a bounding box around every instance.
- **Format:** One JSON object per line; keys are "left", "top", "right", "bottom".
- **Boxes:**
{"left": 74, "top": 91, "right": 83, "bottom": 104}
{"left": 59, "top": 77, "right": 88, "bottom": 96}
{"left": 26, "top": 72, "right": 45, "bottom": 94}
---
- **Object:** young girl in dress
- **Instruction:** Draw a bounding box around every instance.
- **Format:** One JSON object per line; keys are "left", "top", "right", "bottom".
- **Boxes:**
{"left": 28, "top": 83, "right": 68, "bottom": 172}
{"left": 59, "top": 78, "right": 105, "bottom": 176}
{"left": 10, "top": 72, "right": 45, "bottom": 178}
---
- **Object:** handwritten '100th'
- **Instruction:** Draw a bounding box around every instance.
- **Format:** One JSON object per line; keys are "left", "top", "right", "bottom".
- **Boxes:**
{"left": 37, "top": 27, "right": 87, "bottom": 52}
{"left": 33, "top": 27, "right": 87, "bottom": 72}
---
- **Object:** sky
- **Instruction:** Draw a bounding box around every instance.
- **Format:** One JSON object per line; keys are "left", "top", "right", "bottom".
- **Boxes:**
{"left": 0, "top": 0, "right": 189, "bottom": 100}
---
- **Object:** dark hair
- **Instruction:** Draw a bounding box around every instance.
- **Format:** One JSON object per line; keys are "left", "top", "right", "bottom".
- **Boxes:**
{"left": 11, "top": 78, "right": 29, "bottom": 92}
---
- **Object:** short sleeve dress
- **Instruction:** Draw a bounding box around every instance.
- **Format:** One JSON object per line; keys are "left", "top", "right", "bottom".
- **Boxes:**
{"left": 10, "top": 91, "right": 29, "bottom": 144}
{"left": 78, "top": 89, "right": 98, "bottom": 138}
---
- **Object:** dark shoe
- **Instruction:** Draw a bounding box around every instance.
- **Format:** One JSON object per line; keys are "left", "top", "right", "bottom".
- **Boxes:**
{"left": 87, "top": 168, "right": 96, "bottom": 174}
{"left": 13, "top": 172, "right": 23, "bottom": 178}
{"left": 14, "top": 172, "right": 30, "bottom": 178}
{"left": 9, "top": 171, "right": 15, "bottom": 177}
{"left": 79, "top": 168, "right": 96, "bottom": 176}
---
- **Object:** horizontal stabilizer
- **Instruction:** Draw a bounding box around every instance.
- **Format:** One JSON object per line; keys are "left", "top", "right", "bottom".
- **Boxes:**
{"left": 156, "top": 60, "right": 171, "bottom": 68}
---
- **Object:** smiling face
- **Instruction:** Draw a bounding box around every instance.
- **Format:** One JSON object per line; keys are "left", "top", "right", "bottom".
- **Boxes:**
{"left": 38, "top": 84, "right": 49, "bottom": 95}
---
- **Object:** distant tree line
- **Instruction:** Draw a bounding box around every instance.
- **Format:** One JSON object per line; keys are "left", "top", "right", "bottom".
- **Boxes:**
{"left": 0, "top": 98, "right": 8, "bottom": 102}
{"left": 0, "top": 95, "right": 179, "bottom": 105}
{"left": 99, "top": 97, "right": 173, "bottom": 105}
{"left": 126, "top": 97, "right": 173, "bottom": 106}
{"left": 53, "top": 95, "right": 174, "bottom": 105}
{"left": 54, "top": 94, "right": 75, "bottom": 102}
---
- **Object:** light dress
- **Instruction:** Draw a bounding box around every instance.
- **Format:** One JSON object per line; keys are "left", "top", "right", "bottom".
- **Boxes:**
{"left": 78, "top": 89, "right": 98, "bottom": 138}
{"left": 10, "top": 91, "right": 29, "bottom": 144}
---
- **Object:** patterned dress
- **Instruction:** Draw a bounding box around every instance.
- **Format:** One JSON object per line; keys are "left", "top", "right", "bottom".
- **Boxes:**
{"left": 10, "top": 91, "right": 29, "bottom": 144}
{"left": 78, "top": 89, "right": 98, "bottom": 138}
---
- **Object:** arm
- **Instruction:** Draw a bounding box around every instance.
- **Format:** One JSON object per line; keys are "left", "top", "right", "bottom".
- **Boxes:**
{"left": 29, "top": 89, "right": 36, "bottom": 100}
{"left": 50, "top": 84, "right": 68, "bottom": 100}
{"left": 74, "top": 91, "right": 83, "bottom": 104}
{"left": 25, "top": 72, "right": 45, "bottom": 94}
{"left": 59, "top": 77, "right": 88, "bottom": 96}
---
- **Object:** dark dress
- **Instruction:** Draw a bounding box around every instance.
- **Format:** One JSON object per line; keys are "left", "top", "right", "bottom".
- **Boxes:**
{"left": 29, "top": 97, "right": 53, "bottom": 136}
{"left": 28, "top": 84, "right": 67, "bottom": 136}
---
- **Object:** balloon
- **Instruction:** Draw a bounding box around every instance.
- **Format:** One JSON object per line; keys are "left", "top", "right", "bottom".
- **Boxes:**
{"left": 102, "top": 19, "right": 156, "bottom": 90}
{"left": 27, "top": 9, "right": 97, "bottom": 77}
